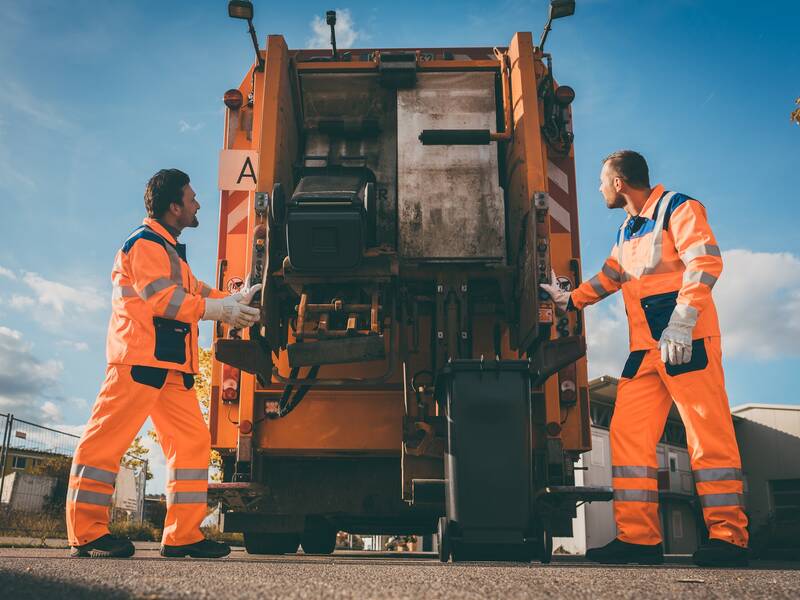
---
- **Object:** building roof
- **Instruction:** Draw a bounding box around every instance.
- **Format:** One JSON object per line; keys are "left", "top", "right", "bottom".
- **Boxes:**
{"left": 731, "top": 403, "right": 800, "bottom": 414}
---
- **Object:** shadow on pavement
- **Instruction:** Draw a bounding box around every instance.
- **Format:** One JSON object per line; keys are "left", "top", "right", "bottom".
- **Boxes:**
{"left": 0, "top": 569, "right": 133, "bottom": 600}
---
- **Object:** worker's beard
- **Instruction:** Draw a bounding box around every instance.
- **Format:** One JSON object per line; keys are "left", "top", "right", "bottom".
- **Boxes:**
{"left": 606, "top": 193, "right": 626, "bottom": 209}
{"left": 189, "top": 215, "right": 199, "bottom": 228}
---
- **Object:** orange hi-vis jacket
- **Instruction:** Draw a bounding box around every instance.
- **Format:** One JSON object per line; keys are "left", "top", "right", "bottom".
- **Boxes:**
{"left": 106, "top": 218, "right": 227, "bottom": 373}
{"left": 570, "top": 184, "right": 722, "bottom": 350}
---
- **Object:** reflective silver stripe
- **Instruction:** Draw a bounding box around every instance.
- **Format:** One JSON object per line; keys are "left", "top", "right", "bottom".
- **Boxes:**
{"left": 66, "top": 488, "right": 113, "bottom": 506}
{"left": 163, "top": 287, "right": 186, "bottom": 319}
{"left": 167, "top": 491, "right": 208, "bottom": 505}
{"left": 168, "top": 468, "right": 208, "bottom": 481}
{"left": 645, "top": 191, "right": 676, "bottom": 273}
{"left": 613, "top": 489, "right": 659, "bottom": 503}
{"left": 612, "top": 466, "right": 658, "bottom": 479}
{"left": 588, "top": 275, "right": 610, "bottom": 298}
{"left": 163, "top": 243, "right": 183, "bottom": 284}
{"left": 200, "top": 284, "right": 213, "bottom": 298}
{"left": 112, "top": 285, "right": 137, "bottom": 300}
{"left": 602, "top": 262, "right": 621, "bottom": 283}
{"left": 70, "top": 463, "right": 117, "bottom": 485}
{"left": 141, "top": 277, "right": 174, "bottom": 300}
{"left": 699, "top": 492, "right": 744, "bottom": 508}
{"left": 693, "top": 467, "right": 742, "bottom": 482}
{"left": 684, "top": 270, "right": 718, "bottom": 288}
{"left": 681, "top": 243, "right": 721, "bottom": 264}
{"left": 616, "top": 223, "right": 628, "bottom": 270}
{"left": 641, "top": 258, "right": 684, "bottom": 276}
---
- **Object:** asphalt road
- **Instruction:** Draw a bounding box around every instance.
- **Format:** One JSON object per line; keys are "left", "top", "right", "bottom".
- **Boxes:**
{"left": 1, "top": 545, "right": 797, "bottom": 600}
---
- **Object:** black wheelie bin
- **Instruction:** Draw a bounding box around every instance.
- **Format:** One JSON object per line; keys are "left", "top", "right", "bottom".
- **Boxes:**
{"left": 436, "top": 359, "right": 547, "bottom": 562}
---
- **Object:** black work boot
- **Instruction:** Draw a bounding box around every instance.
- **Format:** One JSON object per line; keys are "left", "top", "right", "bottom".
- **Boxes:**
{"left": 70, "top": 534, "right": 135, "bottom": 558}
{"left": 692, "top": 538, "right": 749, "bottom": 567}
{"left": 585, "top": 538, "right": 664, "bottom": 565}
{"left": 160, "top": 538, "right": 231, "bottom": 558}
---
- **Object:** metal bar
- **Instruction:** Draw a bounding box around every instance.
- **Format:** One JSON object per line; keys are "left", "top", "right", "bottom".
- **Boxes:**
{"left": 0, "top": 415, "right": 14, "bottom": 505}
{"left": 272, "top": 321, "right": 397, "bottom": 386}
{"left": 305, "top": 303, "right": 378, "bottom": 313}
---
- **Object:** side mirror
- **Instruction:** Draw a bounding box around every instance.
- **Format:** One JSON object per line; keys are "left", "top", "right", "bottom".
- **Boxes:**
{"left": 549, "top": 0, "right": 576, "bottom": 20}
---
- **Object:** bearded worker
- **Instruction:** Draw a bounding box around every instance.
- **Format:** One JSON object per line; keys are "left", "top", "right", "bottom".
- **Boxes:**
{"left": 541, "top": 150, "right": 748, "bottom": 567}
{"left": 67, "top": 169, "right": 261, "bottom": 558}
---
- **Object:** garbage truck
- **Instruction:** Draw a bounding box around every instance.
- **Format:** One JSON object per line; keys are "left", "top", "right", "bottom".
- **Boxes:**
{"left": 209, "top": 0, "right": 611, "bottom": 562}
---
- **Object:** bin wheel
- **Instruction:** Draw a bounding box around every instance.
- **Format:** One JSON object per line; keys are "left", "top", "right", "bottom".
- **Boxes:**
{"left": 539, "top": 526, "right": 553, "bottom": 564}
{"left": 244, "top": 532, "right": 300, "bottom": 555}
{"left": 301, "top": 520, "right": 337, "bottom": 555}
{"left": 437, "top": 517, "right": 451, "bottom": 563}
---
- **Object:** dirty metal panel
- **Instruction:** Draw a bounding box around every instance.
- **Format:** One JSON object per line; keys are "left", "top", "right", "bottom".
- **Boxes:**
{"left": 299, "top": 73, "right": 398, "bottom": 247}
{"left": 397, "top": 72, "right": 505, "bottom": 261}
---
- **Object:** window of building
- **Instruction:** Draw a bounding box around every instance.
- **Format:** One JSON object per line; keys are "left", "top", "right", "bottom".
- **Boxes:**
{"left": 661, "top": 421, "right": 687, "bottom": 447}
{"left": 12, "top": 456, "right": 27, "bottom": 470}
{"left": 769, "top": 479, "right": 800, "bottom": 524}
{"left": 590, "top": 402, "right": 612, "bottom": 429}
{"left": 669, "top": 453, "right": 678, "bottom": 473}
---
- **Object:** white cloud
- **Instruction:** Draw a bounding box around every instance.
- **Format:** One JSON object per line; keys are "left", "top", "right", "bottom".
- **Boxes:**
{"left": 0, "top": 326, "right": 64, "bottom": 420}
{"left": 584, "top": 295, "right": 630, "bottom": 380}
{"left": 20, "top": 271, "right": 106, "bottom": 315}
{"left": 178, "top": 120, "right": 205, "bottom": 133}
{"left": 58, "top": 340, "right": 90, "bottom": 352}
{"left": 0, "top": 81, "right": 75, "bottom": 134}
{"left": 583, "top": 248, "right": 800, "bottom": 379}
{"left": 715, "top": 249, "right": 800, "bottom": 359}
{"left": 307, "top": 8, "right": 363, "bottom": 49}
{"left": 0, "top": 265, "right": 16, "bottom": 280}
{"left": 9, "top": 295, "right": 35, "bottom": 309}
{"left": 41, "top": 400, "right": 62, "bottom": 422}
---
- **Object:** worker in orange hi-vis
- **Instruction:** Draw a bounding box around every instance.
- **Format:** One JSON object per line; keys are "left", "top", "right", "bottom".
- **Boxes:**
{"left": 67, "top": 169, "right": 261, "bottom": 559}
{"left": 541, "top": 150, "right": 748, "bottom": 568}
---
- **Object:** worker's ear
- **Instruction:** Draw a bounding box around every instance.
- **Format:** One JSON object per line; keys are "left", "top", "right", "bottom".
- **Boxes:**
{"left": 613, "top": 176, "right": 625, "bottom": 193}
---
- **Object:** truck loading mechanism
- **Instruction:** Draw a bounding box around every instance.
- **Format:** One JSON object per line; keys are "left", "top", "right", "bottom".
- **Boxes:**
{"left": 211, "top": 1, "right": 609, "bottom": 562}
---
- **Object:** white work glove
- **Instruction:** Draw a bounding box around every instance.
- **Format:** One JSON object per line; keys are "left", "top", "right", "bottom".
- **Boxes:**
{"left": 231, "top": 281, "right": 263, "bottom": 305}
{"left": 202, "top": 295, "right": 261, "bottom": 328}
{"left": 539, "top": 269, "right": 571, "bottom": 314}
{"left": 658, "top": 304, "right": 698, "bottom": 366}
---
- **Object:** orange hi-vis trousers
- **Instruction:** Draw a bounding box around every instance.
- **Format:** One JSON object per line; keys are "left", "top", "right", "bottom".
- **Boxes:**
{"left": 611, "top": 336, "right": 748, "bottom": 548}
{"left": 66, "top": 365, "right": 211, "bottom": 547}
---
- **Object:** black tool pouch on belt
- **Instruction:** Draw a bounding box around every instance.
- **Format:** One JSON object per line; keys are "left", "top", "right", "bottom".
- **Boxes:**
{"left": 153, "top": 317, "right": 190, "bottom": 364}
{"left": 640, "top": 290, "right": 679, "bottom": 340}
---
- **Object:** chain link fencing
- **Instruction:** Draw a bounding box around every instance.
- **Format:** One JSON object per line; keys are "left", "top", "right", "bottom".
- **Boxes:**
{"left": 0, "top": 413, "right": 147, "bottom": 541}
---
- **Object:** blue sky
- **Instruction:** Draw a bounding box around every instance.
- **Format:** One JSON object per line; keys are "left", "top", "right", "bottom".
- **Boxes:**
{"left": 0, "top": 1, "right": 798, "bottom": 491}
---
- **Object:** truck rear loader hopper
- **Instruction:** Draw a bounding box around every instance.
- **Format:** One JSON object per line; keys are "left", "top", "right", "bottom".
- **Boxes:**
{"left": 209, "top": 3, "right": 610, "bottom": 562}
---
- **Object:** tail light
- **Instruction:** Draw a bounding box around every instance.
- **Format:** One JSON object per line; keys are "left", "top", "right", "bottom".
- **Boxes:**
{"left": 222, "top": 364, "right": 241, "bottom": 403}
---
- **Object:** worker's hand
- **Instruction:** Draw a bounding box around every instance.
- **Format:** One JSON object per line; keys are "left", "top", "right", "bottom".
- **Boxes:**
{"left": 658, "top": 304, "right": 697, "bottom": 366}
{"left": 539, "top": 269, "right": 570, "bottom": 314}
{"left": 202, "top": 296, "right": 261, "bottom": 328}
{"left": 231, "top": 283, "right": 263, "bottom": 306}
{"left": 230, "top": 272, "right": 263, "bottom": 306}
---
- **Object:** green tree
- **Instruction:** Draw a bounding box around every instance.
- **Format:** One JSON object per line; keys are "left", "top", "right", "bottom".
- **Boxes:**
{"left": 122, "top": 435, "right": 153, "bottom": 480}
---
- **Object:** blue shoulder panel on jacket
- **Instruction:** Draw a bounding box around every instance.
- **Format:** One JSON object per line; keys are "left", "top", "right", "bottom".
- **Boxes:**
{"left": 122, "top": 228, "right": 167, "bottom": 254}
{"left": 663, "top": 193, "right": 704, "bottom": 231}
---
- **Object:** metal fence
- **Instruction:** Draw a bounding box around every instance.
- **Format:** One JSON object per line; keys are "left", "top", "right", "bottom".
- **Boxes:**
{"left": 0, "top": 413, "right": 147, "bottom": 540}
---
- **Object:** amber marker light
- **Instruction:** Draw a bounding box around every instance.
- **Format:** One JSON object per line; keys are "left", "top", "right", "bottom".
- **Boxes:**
{"left": 224, "top": 88, "right": 244, "bottom": 110}
{"left": 554, "top": 85, "right": 576, "bottom": 106}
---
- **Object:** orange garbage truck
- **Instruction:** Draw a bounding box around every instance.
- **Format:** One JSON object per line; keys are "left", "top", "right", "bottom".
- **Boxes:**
{"left": 209, "top": 2, "right": 610, "bottom": 562}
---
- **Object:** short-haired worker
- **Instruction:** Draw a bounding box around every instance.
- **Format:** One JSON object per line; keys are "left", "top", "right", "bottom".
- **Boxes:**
{"left": 66, "top": 169, "right": 261, "bottom": 558}
{"left": 541, "top": 151, "right": 748, "bottom": 567}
